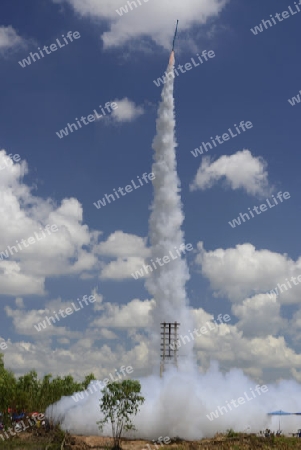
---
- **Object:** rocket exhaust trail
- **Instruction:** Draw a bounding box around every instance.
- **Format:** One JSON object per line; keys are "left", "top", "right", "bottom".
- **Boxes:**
{"left": 169, "top": 21, "right": 178, "bottom": 66}
{"left": 169, "top": 50, "right": 175, "bottom": 66}
{"left": 146, "top": 48, "right": 194, "bottom": 369}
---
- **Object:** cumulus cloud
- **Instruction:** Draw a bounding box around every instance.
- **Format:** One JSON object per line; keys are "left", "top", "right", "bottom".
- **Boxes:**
{"left": 15, "top": 297, "right": 24, "bottom": 308}
{"left": 100, "top": 256, "right": 146, "bottom": 279}
{"left": 94, "top": 98, "right": 144, "bottom": 125}
{"left": 99, "top": 328, "right": 119, "bottom": 339}
{"left": 5, "top": 303, "right": 79, "bottom": 337}
{"left": 196, "top": 241, "right": 301, "bottom": 304}
{"left": 165, "top": 304, "right": 300, "bottom": 383}
{"left": 54, "top": 0, "right": 228, "bottom": 49}
{"left": 196, "top": 330, "right": 301, "bottom": 381}
{"left": 0, "top": 261, "right": 44, "bottom": 296}
{"left": 110, "top": 98, "right": 144, "bottom": 123}
{"left": 0, "top": 149, "right": 99, "bottom": 296}
{"left": 1, "top": 289, "right": 153, "bottom": 377}
{"left": 190, "top": 150, "right": 272, "bottom": 197}
{"left": 96, "top": 231, "right": 150, "bottom": 280}
{"left": 0, "top": 149, "right": 153, "bottom": 294}
{"left": 4, "top": 290, "right": 101, "bottom": 337}
{"left": 91, "top": 298, "right": 154, "bottom": 328}
{"left": 286, "top": 309, "right": 301, "bottom": 346}
{"left": 2, "top": 296, "right": 154, "bottom": 378}
{"left": 232, "top": 294, "right": 286, "bottom": 338}
{"left": 96, "top": 231, "right": 149, "bottom": 257}
{"left": 2, "top": 336, "right": 149, "bottom": 379}
{"left": 2, "top": 293, "right": 301, "bottom": 383}
{"left": 0, "top": 26, "right": 26, "bottom": 53}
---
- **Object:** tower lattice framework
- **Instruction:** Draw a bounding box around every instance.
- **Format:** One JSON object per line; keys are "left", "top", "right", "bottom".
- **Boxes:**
{"left": 160, "top": 322, "right": 180, "bottom": 377}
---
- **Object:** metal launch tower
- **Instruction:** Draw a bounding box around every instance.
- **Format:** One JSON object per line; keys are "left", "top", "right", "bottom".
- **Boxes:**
{"left": 160, "top": 322, "right": 180, "bottom": 377}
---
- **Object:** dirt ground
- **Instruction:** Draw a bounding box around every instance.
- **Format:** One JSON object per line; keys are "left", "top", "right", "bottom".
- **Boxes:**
{"left": 64, "top": 436, "right": 199, "bottom": 450}
{"left": 62, "top": 434, "right": 301, "bottom": 450}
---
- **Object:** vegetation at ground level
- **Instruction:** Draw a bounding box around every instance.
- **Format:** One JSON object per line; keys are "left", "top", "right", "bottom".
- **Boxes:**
{"left": 0, "top": 423, "right": 64, "bottom": 449}
{"left": 97, "top": 380, "right": 145, "bottom": 450}
{"left": 0, "top": 353, "right": 96, "bottom": 424}
{"left": 41, "top": 433, "right": 301, "bottom": 449}
{"left": 2, "top": 430, "right": 301, "bottom": 449}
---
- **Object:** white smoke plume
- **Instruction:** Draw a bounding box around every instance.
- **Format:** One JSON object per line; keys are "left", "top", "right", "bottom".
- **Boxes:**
{"left": 48, "top": 53, "right": 301, "bottom": 439}
{"left": 48, "top": 364, "right": 301, "bottom": 439}
{"left": 145, "top": 52, "right": 194, "bottom": 368}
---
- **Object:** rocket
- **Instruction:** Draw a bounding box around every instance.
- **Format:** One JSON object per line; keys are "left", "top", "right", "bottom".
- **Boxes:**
{"left": 172, "top": 20, "right": 179, "bottom": 52}
{"left": 169, "top": 20, "right": 179, "bottom": 65}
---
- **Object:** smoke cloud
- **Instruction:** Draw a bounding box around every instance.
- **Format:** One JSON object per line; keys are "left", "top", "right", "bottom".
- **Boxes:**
{"left": 145, "top": 53, "right": 194, "bottom": 368}
{"left": 48, "top": 364, "right": 301, "bottom": 438}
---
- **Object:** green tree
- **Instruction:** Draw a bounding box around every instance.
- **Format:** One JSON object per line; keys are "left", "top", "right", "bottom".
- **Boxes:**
{"left": 0, "top": 361, "right": 16, "bottom": 426}
{"left": 82, "top": 373, "right": 96, "bottom": 390}
{"left": 0, "top": 355, "right": 97, "bottom": 421}
{"left": 97, "top": 380, "right": 145, "bottom": 450}
{"left": 16, "top": 370, "right": 39, "bottom": 411}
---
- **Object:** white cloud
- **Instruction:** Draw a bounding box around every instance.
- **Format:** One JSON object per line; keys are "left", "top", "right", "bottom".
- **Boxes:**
{"left": 15, "top": 297, "right": 24, "bottom": 308}
{"left": 100, "top": 256, "right": 146, "bottom": 279}
{"left": 3, "top": 293, "right": 301, "bottom": 384}
{"left": 195, "top": 329, "right": 301, "bottom": 381}
{"left": 100, "top": 256, "right": 144, "bottom": 280}
{"left": 232, "top": 294, "right": 286, "bottom": 338}
{"left": 2, "top": 297, "right": 153, "bottom": 378}
{"left": 91, "top": 288, "right": 104, "bottom": 311}
{"left": 2, "top": 289, "right": 153, "bottom": 377}
{"left": 110, "top": 98, "right": 144, "bottom": 123}
{"left": 4, "top": 294, "right": 101, "bottom": 337}
{"left": 286, "top": 309, "right": 301, "bottom": 346}
{"left": 91, "top": 298, "right": 155, "bottom": 328}
{"left": 0, "top": 261, "right": 45, "bottom": 296}
{"left": 5, "top": 304, "right": 78, "bottom": 337}
{"left": 190, "top": 150, "right": 272, "bottom": 197}
{"left": 54, "top": 0, "right": 228, "bottom": 49}
{"left": 175, "top": 305, "right": 300, "bottom": 382}
{"left": 196, "top": 241, "right": 301, "bottom": 304}
{"left": 96, "top": 231, "right": 150, "bottom": 280}
{"left": 0, "top": 149, "right": 154, "bottom": 292}
{"left": 96, "top": 231, "right": 149, "bottom": 257}
{"left": 0, "top": 149, "right": 99, "bottom": 296}
{"left": 99, "top": 328, "right": 119, "bottom": 339}
{"left": 2, "top": 337, "right": 144, "bottom": 379}
{"left": 0, "top": 26, "right": 26, "bottom": 53}
{"left": 57, "top": 338, "right": 70, "bottom": 344}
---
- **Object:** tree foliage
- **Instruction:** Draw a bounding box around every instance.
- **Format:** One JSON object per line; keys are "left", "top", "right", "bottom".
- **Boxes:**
{"left": 0, "top": 356, "right": 96, "bottom": 419}
{"left": 97, "top": 380, "right": 145, "bottom": 450}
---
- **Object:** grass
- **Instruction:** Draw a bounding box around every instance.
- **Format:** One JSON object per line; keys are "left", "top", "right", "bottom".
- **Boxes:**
{"left": 196, "top": 433, "right": 301, "bottom": 449}
{"left": 0, "top": 424, "right": 64, "bottom": 450}
{"left": 2, "top": 431, "right": 301, "bottom": 450}
{"left": 143, "top": 434, "right": 301, "bottom": 450}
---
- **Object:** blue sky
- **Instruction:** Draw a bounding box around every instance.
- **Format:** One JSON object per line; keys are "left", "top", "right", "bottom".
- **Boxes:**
{"left": 0, "top": 0, "right": 301, "bottom": 383}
